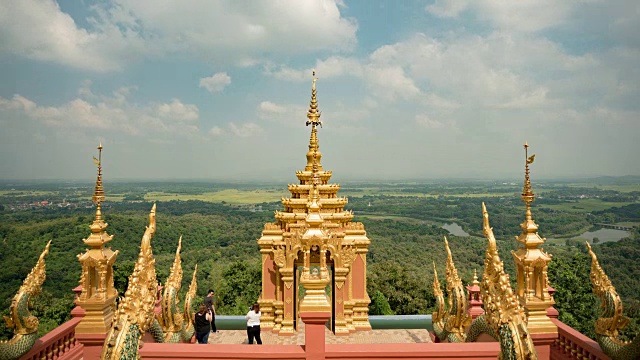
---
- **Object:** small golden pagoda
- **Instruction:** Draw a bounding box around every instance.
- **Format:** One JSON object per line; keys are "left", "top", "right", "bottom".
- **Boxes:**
{"left": 511, "top": 142, "right": 556, "bottom": 334}
{"left": 75, "top": 144, "right": 119, "bottom": 334}
{"left": 258, "top": 71, "right": 371, "bottom": 336}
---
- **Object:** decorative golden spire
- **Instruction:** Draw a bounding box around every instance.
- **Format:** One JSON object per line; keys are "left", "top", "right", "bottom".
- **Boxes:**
{"left": 305, "top": 70, "right": 323, "bottom": 172}
{"left": 306, "top": 152, "right": 323, "bottom": 226}
{"left": 84, "top": 143, "right": 113, "bottom": 248}
{"left": 306, "top": 70, "right": 321, "bottom": 126}
{"left": 522, "top": 141, "right": 535, "bottom": 223}
{"left": 92, "top": 143, "right": 106, "bottom": 222}
{"left": 472, "top": 269, "right": 479, "bottom": 287}
{"left": 516, "top": 141, "right": 544, "bottom": 247}
{"left": 512, "top": 143, "right": 555, "bottom": 333}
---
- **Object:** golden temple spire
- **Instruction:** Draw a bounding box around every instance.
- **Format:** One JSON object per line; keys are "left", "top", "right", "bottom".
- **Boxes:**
{"left": 92, "top": 143, "right": 105, "bottom": 222}
{"left": 305, "top": 70, "right": 323, "bottom": 172}
{"left": 306, "top": 152, "right": 323, "bottom": 225}
{"left": 522, "top": 141, "right": 535, "bottom": 223}
{"left": 84, "top": 143, "right": 113, "bottom": 247}
{"left": 516, "top": 142, "right": 543, "bottom": 247}
{"left": 472, "top": 269, "right": 479, "bottom": 287}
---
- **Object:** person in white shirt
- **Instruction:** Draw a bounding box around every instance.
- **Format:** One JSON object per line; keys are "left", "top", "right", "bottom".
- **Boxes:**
{"left": 245, "top": 303, "right": 262, "bottom": 344}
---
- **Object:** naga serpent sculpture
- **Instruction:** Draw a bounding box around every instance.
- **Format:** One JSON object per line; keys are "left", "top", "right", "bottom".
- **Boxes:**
{"left": 102, "top": 204, "right": 158, "bottom": 360}
{"left": 432, "top": 237, "right": 471, "bottom": 342}
{"left": 586, "top": 242, "right": 640, "bottom": 360}
{"left": 0, "top": 241, "right": 51, "bottom": 360}
{"left": 476, "top": 203, "right": 537, "bottom": 360}
{"left": 148, "top": 236, "right": 198, "bottom": 343}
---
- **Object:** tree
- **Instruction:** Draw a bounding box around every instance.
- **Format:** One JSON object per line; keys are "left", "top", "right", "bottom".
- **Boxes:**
{"left": 369, "top": 290, "right": 394, "bottom": 315}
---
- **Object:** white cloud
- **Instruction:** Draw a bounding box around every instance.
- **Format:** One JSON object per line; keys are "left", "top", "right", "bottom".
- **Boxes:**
{"left": 0, "top": 86, "right": 201, "bottom": 137}
{"left": 426, "top": 0, "right": 471, "bottom": 18}
{"left": 209, "top": 126, "right": 224, "bottom": 136}
{"left": 266, "top": 56, "right": 363, "bottom": 81}
{"left": 415, "top": 114, "right": 446, "bottom": 129}
{"left": 426, "top": 0, "right": 574, "bottom": 33}
{"left": 199, "top": 72, "right": 231, "bottom": 93}
{"left": 0, "top": 0, "right": 357, "bottom": 71}
{"left": 259, "top": 101, "right": 288, "bottom": 114}
{"left": 0, "top": 0, "right": 149, "bottom": 72}
{"left": 228, "top": 122, "right": 263, "bottom": 137}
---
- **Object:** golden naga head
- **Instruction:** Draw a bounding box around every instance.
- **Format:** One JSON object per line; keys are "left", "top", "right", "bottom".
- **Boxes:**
{"left": 21, "top": 240, "right": 52, "bottom": 297}
{"left": 586, "top": 242, "right": 629, "bottom": 337}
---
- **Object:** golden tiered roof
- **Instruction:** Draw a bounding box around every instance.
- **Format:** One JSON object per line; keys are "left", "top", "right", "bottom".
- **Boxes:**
{"left": 274, "top": 71, "right": 354, "bottom": 230}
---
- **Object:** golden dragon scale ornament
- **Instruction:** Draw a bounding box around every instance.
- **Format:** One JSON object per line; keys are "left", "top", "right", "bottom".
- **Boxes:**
{"left": 432, "top": 237, "right": 471, "bottom": 342}
{"left": 149, "top": 236, "right": 198, "bottom": 343}
{"left": 0, "top": 241, "right": 51, "bottom": 360}
{"left": 586, "top": 243, "right": 640, "bottom": 360}
{"left": 102, "top": 204, "right": 158, "bottom": 360}
{"left": 478, "top": 203, "right": 537, "bottom": 360}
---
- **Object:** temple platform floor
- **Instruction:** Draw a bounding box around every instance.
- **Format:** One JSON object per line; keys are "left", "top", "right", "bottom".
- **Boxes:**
{"left": 207, "top": 323, "right": 434, "bottom": 345}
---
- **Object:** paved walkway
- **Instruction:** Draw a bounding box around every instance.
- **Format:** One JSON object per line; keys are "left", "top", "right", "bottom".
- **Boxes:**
{"left": 208, "top": 324, "right": 433, "bottom": 345}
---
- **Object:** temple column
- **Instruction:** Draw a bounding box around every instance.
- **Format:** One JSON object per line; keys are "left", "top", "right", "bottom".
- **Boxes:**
{"left": 333, "top": 268, "right": 349, "bottom": 335}
{"left": 279, "top": 268, "right": 295, "bottom": 336}
{"left": 258, "top": 252, "right": 276, "bottom": 330}
{"left": 351, "top": 252, "right": 371, "bottom": 330}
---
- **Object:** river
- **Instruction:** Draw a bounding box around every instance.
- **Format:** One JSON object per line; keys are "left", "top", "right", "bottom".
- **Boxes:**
{"left": 441, "top": 222, "right": 470, "bottom": 237}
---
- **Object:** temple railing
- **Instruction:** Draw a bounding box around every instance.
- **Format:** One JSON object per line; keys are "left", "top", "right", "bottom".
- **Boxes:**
{"left": 15, "top": 312, "right": 614, "bottom": 360}
{"left": 550, "top": 319, "right": 611, "bottom": 360}
{"left": 19, "top": 317, "right": 83, "bottom": 360}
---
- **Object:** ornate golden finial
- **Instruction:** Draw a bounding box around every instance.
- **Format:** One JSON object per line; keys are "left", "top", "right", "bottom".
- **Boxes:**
{"left": 83, "top": 144, "right": 113, "bottom": 248}
{"left": 92, "top": 143, "right": 105, "bottom": 223}
{"left": 305, "top": 152, "right": 323, "bottom": 219}
{"left": 305, "top": 70, "right": 323, "bottom": 172}
{"left": 306, "top": 70, "right": 321, "bottom": 126}
{"left": 522, "top": 142, "right": 535, "bottom": 217}
{"left": 472, "top": 269, "right": 479, "bottom": 287}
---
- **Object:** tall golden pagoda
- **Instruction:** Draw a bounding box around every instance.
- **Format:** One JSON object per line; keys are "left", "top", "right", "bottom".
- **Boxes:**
{"left": 258, "top": 71, "right": 371, "bottom": 336}
{"left": 511, "top": 142, "right": 556, "bottom": 335}
{"left": 75, "top": 144, "right": 119, "bottom": 336}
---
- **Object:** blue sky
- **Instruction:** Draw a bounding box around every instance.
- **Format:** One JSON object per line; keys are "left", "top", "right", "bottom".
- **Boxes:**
{"left": 0, "top": 0, "right": 638, "bottom": 181}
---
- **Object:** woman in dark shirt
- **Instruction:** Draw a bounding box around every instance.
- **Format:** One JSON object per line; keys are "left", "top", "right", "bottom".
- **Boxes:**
{"left": 194, "top": 304, "right": 212, "bottom": 344}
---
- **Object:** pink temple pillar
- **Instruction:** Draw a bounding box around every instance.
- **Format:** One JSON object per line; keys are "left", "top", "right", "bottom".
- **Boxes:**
{"left": 300, "top": 311, "right": 330, "bottom": 360}
{"left": 70, "top": 285, "right": 85, "bottom": 318}
{"left": 259, "top": 255, "right": 277, "bottom": 330}
{"left": 465, "top": 282, "right": 484, "bottom": 320}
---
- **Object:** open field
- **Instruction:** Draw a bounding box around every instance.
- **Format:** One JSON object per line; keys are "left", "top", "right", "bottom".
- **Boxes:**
{"left": 0, "top": 190, "right": 59, "bottom": 196}
{"left": 143, "top": 189, "right": 288, "bottom": 204}
{"left": 567, "top": 184, "right": 640, "bottom": 193}
{"left": 538, "top": 199, "right": 638, "bottom": 212}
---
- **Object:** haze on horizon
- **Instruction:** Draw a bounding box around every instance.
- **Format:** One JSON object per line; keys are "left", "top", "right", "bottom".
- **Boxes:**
{"left": 0, "top": 1, "right": 638, "bottom": 181}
